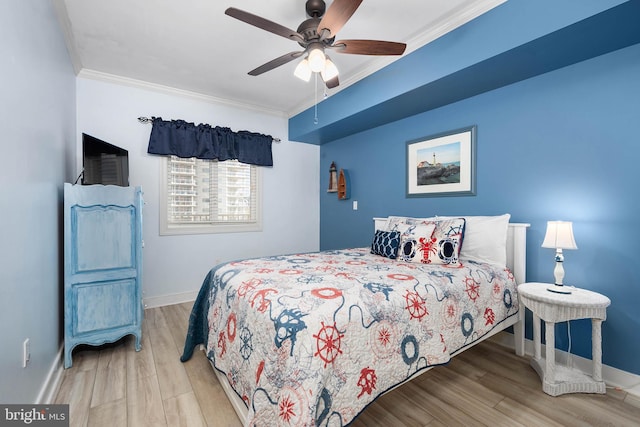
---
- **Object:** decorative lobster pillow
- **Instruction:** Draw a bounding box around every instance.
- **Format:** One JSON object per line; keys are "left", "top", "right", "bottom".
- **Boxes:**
{"left": 397, "top": 223, "right": 436, "bottom": 263}
{"left": 393, "top": 218, "right": 466, "bottom": 265}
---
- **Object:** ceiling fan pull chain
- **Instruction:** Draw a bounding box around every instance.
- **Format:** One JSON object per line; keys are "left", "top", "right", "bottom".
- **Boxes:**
{"left": 314, "top": 73, "right": 319, "bottom": 125}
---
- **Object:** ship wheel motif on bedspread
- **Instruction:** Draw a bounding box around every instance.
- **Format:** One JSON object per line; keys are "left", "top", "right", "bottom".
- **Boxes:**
{"left": 463, "top": 276, "right": 481, "bottom": 302}
{"left": 313, "top": 321, "right": 344, "bottom": 367}
{"left": 404, "top": 289, "right": 428, "bottom": 320}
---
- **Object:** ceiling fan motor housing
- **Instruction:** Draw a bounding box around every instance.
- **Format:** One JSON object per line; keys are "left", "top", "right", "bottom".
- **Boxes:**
{"left": 305, "top": 0, "right": 326, "bottom": 18}
{"left": 297, "top": 17, "right": 334, "bottom": 48}
{"left": 297, "top": 18, "right": 321, "bottom": 42}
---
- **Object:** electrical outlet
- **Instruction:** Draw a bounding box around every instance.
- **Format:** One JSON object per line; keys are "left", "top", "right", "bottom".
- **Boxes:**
{"left": 23, "top": 338, "right": 30, "bottom": 368}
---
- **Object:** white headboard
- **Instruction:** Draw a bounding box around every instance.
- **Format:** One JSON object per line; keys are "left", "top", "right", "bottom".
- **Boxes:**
{"left": 372, "top": 218, "right": 530, "bottom": 284}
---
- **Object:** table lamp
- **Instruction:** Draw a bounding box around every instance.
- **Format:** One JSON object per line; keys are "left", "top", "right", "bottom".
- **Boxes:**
{"left": 541, "top": 220, "right": 577, "bottom": 294}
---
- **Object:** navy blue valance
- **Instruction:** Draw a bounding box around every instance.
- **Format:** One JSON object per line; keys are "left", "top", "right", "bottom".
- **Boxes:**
{"left": 147, "top": 117, "right": 273, "bottom": 166}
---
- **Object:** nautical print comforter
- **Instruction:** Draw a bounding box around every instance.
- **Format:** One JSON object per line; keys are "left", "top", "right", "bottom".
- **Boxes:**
{"left": 181, "top": 248, "right": 519, "bottom": 427}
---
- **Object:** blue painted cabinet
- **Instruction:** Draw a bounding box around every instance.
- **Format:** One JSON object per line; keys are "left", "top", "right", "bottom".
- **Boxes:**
{"left": 64, "top": 183, "right": 143, "bottom": 368}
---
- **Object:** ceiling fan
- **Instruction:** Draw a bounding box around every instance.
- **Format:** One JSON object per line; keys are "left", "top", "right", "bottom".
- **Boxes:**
{"left": 225, "top": 0, "right": 407, "bottom": 89}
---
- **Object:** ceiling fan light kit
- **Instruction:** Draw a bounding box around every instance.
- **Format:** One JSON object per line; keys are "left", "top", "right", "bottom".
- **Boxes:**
{"left": 307, "top": 44, "right": 326, "bottom": 72}
{"left": 224, "top": 0, "right": 407, "bottom": 89}
{"left": 321, "top": 56, "right": 339, "bottom": 81}
{"left": 294, "top": 59, "right": 312, "bottom": 82}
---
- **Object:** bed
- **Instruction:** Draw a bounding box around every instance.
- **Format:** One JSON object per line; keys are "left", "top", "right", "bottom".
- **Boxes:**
{"left": 181, "top": 215, "right": 529, "bottom": 426}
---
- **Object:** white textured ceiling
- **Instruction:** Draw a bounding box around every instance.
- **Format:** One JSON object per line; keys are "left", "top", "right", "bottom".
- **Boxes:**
{"left": 53, "top": 0, "right": 504, "bottom": 116}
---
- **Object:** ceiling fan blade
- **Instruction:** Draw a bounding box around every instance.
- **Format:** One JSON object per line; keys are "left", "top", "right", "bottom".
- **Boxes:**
{"left": 324, "top": 75, "right": 340, "bottom": 89}
{"left": 317, "top": 0, "right": 363, "bottom": 39}
{"left": 332, "top": 40, "right": 407, "bottom": 55}
{"left": 248, "top": 51, "right": 304, "bottom": 76}
{"left": 225, "top": 8, "right": 304, "bottom": 44}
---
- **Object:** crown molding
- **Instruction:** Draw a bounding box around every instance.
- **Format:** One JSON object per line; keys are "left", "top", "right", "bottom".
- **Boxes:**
{"left": 77, "top": 69, "right": 289, "bottom": 119}
{"left": 53, "top": 0, "right": 286, "bottom": 119}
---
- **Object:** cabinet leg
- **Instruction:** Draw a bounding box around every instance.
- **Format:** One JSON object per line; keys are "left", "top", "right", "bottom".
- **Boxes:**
{"left": 64, "top": 346, "right": 73, "bottom": 369}
{"left": 135, "top": 333, "right": 142, "bottom": 352}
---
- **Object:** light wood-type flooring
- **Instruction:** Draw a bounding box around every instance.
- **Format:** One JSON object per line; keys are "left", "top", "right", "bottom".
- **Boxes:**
{"left": 55, "top": 302, "right": 640, "bottom": 426}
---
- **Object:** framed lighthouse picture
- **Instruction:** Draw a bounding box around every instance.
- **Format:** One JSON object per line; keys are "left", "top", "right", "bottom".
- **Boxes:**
{"left": 406, "top": 125, "right": 476, "bottom": 197}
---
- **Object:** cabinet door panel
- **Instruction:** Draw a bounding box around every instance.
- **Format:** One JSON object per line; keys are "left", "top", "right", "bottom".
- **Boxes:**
{"left": 74, "top": 279, "right": 137, "bottom": 334}
{"left": 72, "top": 205, "right": 134, "bottom": 273}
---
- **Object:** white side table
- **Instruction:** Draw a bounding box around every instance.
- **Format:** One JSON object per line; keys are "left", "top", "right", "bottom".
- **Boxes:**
{"left": 518, "top": 282, "right": 611, "bottom": 396}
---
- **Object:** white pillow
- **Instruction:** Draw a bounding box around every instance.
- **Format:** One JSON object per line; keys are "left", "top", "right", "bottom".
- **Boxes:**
{"left": 384, "top": 215, "right": 437, "bottom": 231}
{"left": 437, "top": 214, "right": 511, "bottom": 266}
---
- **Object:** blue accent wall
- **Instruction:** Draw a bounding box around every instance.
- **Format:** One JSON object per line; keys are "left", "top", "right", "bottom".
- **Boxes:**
{"left": 290, "top": 0, "right": 637, "bottom": 144}
{"left": 299, "top": 2, "right": 640, "bottom": 376}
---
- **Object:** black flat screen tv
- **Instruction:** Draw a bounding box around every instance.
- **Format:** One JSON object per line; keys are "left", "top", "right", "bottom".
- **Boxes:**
{"left": 82, "top": 133, "right": 129, "bottom": 187}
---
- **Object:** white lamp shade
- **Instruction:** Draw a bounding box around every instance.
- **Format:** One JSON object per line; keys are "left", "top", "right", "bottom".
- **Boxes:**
{"left": 321, "top": 57, "right": 339, "bottom": 81}
{"left": 294, "top": 59, "right": 312, "bottom": 81}
{"left": 541, "top": 221, "right": 578, "bottom": 249}
{"left": 308, "top": 46, "right": 326, "bottom": 72}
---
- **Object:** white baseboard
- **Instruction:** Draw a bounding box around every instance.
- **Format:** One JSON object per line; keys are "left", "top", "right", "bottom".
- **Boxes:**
{"left": 37, "top": 316, "right": 638, "bottom": 410}
{"left": 36, "top": 291, "right": 198, "bottom": 404}
{"left": 36, "top": 345, "right": 64, "bottom": 404}
{"left": 143, "top": 290, "right": 198, "bottom": 309}
{"left": 491, "top": 331, "right": 640, "bottom": 401}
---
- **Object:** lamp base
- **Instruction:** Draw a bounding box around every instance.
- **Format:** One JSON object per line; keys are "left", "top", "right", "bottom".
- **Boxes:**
{"left": 547, "top": 284, "right": 572, "bottom": 294}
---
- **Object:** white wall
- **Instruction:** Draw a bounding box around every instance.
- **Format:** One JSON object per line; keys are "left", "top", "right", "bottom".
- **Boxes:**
{"left": 0, "top": 1, "right": 76, "bottom": 403}
{"left": 76, "top": 78, "right": 320, "bottom": 303}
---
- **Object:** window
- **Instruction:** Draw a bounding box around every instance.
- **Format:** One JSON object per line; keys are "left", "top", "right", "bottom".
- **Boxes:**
{"left": 160, "top": 156, "right": 262, "bottom": 235}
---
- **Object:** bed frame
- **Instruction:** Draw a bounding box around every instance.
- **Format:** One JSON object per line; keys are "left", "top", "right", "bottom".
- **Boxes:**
{"left": 211, "top": 220, "right": 530, "bottom": 424}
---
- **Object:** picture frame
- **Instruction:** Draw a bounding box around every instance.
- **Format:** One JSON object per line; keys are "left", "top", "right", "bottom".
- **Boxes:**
{"left": 406, "top": 125, "right": 476, "bottom": 197}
